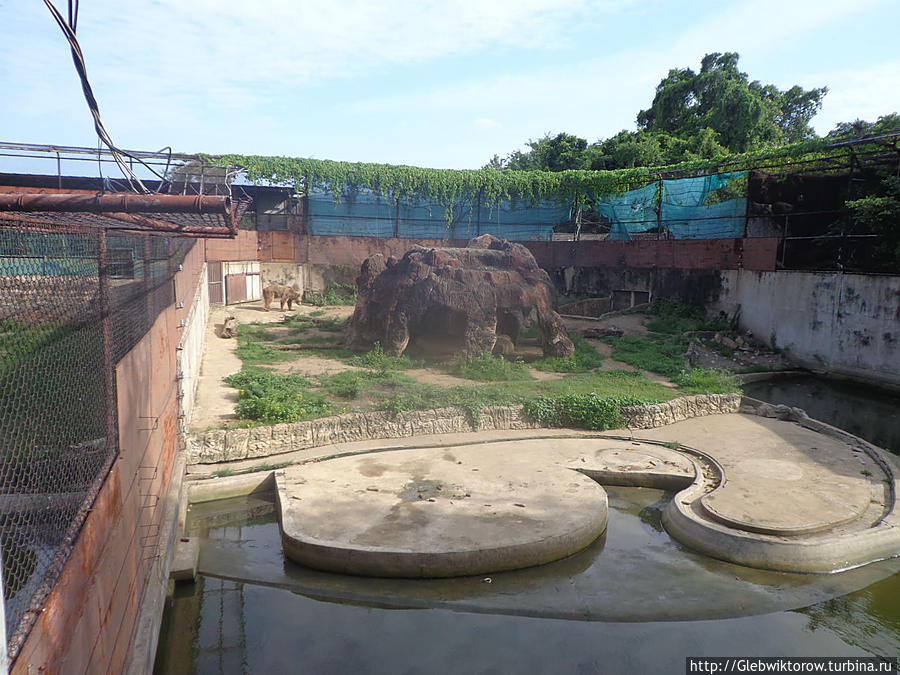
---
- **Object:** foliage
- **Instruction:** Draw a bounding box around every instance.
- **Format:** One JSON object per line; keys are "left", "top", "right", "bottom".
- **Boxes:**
{"left": 603, "top": 333, "right": 689, "bottom": 377}
{"left": 826, "top": 113, "right": 900, "bottom": 141}
{"left": 345, "top": 342, "right": 422, "bottom": 372}
{"left": 841, "top": 175, "right": 900, "bottom": 271}
{"left": 645, "top": 298, "right": 731, "bottom": 334}
{"left": 211, "top": 151, "right": 653, "bottom": 216}
{"left": 532, "top": 335, "right": 604, "bottom": 373}
{"left": 225, "top": 368, "right": 335, "bottom": 423}
{"left": 305, "top": 283, "right": 357, "bottom": 307}
{"left": 445, "top": 352, "right": 532, "bottom": 382}
{"left": 672, "top": 368, "right": 740, "bottom": 394}
{"left": 637, "top": 52, "right": 826, "bottom": 153}
{"left": 524, "top": 393, "right": 648, "bottom": 430}
{"left": 498, "top": 133, "right": 591, "bottom": 171}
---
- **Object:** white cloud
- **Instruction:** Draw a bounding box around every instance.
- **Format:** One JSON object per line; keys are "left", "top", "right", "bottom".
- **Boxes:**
{"left": 473, "top": 118, "right": 502, "bottom": 130}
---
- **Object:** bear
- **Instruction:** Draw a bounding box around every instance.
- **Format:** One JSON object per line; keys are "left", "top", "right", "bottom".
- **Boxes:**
{"left": 263, "top": 283, "right": 301, "bottom": 311}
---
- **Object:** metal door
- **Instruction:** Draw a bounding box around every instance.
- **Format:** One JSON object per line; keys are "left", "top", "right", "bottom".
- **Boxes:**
{"left": 207, "top": 262, "right": 223, "bottom": 304}
{"left": 225, "top": 273, "right": 248, "bottom": 304}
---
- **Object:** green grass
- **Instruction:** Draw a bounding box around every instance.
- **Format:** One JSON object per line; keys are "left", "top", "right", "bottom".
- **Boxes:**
{"left": 345, "top": 342, "right": 422, "bottom": 371}
{"left": 645, "top": 298, "right": 731, "bottom": 334}
{"left": 225, "top": 367, "right": 336, "bottom": 423}
{"left": 234, "top": 338, "right": 297, "bottom": 365}
{"left": 532, "top": 335, "right": 604, "bottom": 373}
{"left": 524, "top": 393, "right": 648, "bottom": 430}
{"left": 319, "top": 369, "right": 416, "bottom": 399}
{"left": 603, "top": 334, "right": 687, "bottom": 377}
{"left": 672, "top": 368, "right": 740, "bottom": 394}
{"left": 305, "top": 283, "right": 357, "bottom": 307}
{"left": 235, "top": 323, "right": 276, "bottom": 341}
{"left": 444, "top": 352, "right": 532, "bottom": 381}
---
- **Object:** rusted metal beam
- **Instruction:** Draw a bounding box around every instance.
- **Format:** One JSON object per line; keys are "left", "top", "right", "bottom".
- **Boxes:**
{"left": 103, "top": 212, "right": 234, "bottom": 235}
{"left": 0, "top": 192, "right": 231, "bottom": 214}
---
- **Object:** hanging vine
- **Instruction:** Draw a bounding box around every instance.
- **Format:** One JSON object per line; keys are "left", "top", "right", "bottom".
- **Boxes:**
{"left": 208, "top": 136, "right": 878, "bottom": 219}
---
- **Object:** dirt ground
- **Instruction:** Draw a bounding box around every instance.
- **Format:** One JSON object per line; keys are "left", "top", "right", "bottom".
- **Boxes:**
{"left": 188, "top": 301, "right": 749, "bottom": 432}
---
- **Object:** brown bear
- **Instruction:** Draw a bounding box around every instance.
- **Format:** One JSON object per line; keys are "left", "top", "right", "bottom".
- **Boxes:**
{"left": 263, "top": 283, "right": 301, "bottom": 311}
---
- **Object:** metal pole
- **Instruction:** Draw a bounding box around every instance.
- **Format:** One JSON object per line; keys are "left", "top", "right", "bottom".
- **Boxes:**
{"left": 98, "top": 230, "right": 119, "bottom": 455}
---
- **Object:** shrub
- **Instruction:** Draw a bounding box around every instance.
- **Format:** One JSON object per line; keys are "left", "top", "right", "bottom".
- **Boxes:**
{"left": 524, "top": 393, "right": 647, "bottom": 430}
{"left": 225, "top": 368, "right": 334, "bottom": 423}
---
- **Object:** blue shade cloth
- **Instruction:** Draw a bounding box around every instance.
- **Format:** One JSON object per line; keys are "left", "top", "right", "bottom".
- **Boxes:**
{"left": 594, "top": 172, "right": 746, "bottom": 240}
{"left": 594, "top": 182, "right": 659, "bottom": 241}
{"left": 306, "top": 172, "right": 747, "bottom": 241}
{"left": 661, "top": 171, "right": 746, "bottom": 239}
{"left": 307, "top": 187, "right": 396, "bottom": 237}
{"left": 308, "top": 188, "right": 567, "bottom": 241}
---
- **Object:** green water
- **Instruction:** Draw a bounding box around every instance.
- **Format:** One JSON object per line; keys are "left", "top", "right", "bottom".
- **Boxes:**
{"left": 155, "top": 488, "right": 900, "bottom": 674}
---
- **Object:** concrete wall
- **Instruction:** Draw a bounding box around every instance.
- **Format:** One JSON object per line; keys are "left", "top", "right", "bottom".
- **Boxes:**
{"left": 178, "top": 259, "right": 209, "bottom": 428}
{"left": 261, "top": 262, "right": 305, "bottom": 295}
{"left": 713, "top": 270, "right": 900, "bottom": 387}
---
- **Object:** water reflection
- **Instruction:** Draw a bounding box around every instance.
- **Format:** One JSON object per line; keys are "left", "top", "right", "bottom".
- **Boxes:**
{"left": 155, "top": 487, "right": 900, "bottom": 674}
{"left": 743, "top": 375, "right": 900, "bottom": 454}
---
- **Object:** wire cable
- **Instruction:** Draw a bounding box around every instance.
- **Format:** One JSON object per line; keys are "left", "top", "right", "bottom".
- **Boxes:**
{"left": 42, "top": 0, "right": 154, "bottom": 192}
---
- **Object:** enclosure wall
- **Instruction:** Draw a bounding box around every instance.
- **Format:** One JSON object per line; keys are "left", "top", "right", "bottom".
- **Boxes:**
{"left": 713, "top": 270, "right": 900, "bottom": 387}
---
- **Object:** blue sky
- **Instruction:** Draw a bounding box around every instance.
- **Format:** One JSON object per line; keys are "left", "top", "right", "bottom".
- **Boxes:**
{"left": 1, "top": 0, "right": 898, "bottom": 172}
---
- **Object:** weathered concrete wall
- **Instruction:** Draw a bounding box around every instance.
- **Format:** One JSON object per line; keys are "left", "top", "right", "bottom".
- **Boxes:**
{"left": 204, "top": 229, "right": 259, "bottom": 262}
{"left": 261, "top": 262, "right": 305, "bottom": 294}
{"left": 178, "top": 259, "right": 209, "bottom": 427}
{"left": 713, "top": 270, "right": 900, "bottom": 387}
{"left": 186, "top": 395, "right": 740, "bottom": 464}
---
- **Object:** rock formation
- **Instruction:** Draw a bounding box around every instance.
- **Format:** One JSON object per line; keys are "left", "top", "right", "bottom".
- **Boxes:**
{"left": 345, "top": 234, "right": 574, "bottom": 358}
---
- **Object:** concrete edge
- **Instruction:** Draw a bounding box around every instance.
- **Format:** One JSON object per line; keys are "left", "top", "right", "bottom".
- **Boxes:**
{"left": 273, "top": 470, "right": 608, "bottom": 579}
{"left": 186, "top": 394, "right": 741, "bottom": 466}
{"left": 660, "top": 441, "right": 900, "bottom": 574}
{"left": 124, "top": 453, "right": 186, "bottom": 675}
{"left": 188, "top": 471, "right": 277, "bottom": 504}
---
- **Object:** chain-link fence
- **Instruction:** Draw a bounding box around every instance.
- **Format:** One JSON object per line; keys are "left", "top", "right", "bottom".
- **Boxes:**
{"left": 0, "top": 224, "right": 192, "bottom": 658}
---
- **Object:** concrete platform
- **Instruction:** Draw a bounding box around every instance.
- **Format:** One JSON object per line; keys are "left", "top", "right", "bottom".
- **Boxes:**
{"left": 275, "top": 443, "right": 611, "bottom": 578}
{"left": 272, "top": 413, "right": 900, "bottom": 576}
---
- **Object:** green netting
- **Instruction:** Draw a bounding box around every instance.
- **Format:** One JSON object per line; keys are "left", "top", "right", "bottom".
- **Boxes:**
{"left": 307, "top": 188, "right": 567, "bottom": 241}
{"left": 305, "top": 172, "right": 747, "bottom": 241}
{"left": 594, "top": 172, "right": 746, "bottom": 240}
{"left": 662, "top": 172, "right": 746, "bottom": 239}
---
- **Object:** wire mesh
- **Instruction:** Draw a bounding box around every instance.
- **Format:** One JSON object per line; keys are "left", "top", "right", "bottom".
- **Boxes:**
{"left": 0, "top": 223, "right": 192, "bottom": 659}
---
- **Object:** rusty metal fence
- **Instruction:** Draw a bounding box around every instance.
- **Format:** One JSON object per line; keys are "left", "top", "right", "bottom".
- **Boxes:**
{"left": 0, "top": 225, "right": 192, "bottom": 658}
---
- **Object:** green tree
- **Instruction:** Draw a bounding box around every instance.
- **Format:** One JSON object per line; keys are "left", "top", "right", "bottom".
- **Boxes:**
{"left": 826, "top": 113, "right": 900, "bottom": 140}
{"left": 499, "top": 132, "right": 590, "bottom": 171}
{"left": 636, "top": 52, "right": 826, "bottom": 152}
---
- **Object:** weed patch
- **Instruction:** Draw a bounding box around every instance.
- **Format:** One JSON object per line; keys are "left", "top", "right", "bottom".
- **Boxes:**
{"left": 673, "top": 368, "right": 740, "bottom": 394}
{"left": 603, "top": 334, "right": 687, "bottom": 377}
{"left": 305, "top": 283, "right": 357, "bottom": 307}
{"left": 524, "top": 393, "right": 649, "bottom": 430}
{"left": 445, "top": 352, "right": 532, "bottom": 382}
{"left": 532, "top": 335, "right": 604, "bottom": 373}
{"left": 225, "top": 368, "right": 335, "bottom": 423}
{"left": 345, "top": 342, "right": 422, "bottom": 371}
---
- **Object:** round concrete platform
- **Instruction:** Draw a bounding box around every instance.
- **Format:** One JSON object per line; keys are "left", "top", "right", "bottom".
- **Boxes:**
{"left": 269, "top": 413, "right": 900, "bottom": 577}
{"left": 275, "top": 445, "right": 610, "bottom": 577}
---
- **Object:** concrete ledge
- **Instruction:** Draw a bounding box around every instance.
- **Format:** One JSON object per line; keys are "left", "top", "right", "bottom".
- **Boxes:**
{"left": 186, "top": 394, "right": 741, "bottom": 465}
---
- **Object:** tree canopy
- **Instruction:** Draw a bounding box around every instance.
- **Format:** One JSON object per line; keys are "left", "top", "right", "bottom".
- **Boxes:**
{"left": 489, "top": 52, "right": 834, "bottom": 171}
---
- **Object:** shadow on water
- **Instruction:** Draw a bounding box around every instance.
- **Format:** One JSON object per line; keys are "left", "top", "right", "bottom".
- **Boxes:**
{"left": 155, "top": 487, "right": 900, "bottom": 674}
